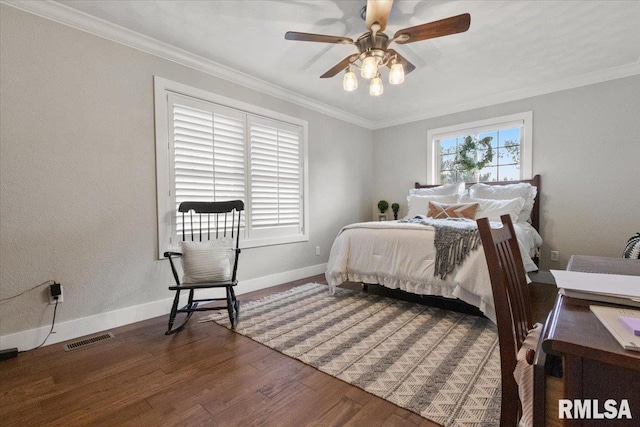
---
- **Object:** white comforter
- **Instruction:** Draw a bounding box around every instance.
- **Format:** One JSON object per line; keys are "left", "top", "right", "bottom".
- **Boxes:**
{"left": 325, "top": 220, "right": 542, "bottom": 324}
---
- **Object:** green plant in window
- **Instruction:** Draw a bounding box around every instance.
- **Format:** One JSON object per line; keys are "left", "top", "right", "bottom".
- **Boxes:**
{"left": 504, "top": 141, "right": 520, "bottom": 164}
{"left": 455, "top": 135, "right": 494, "bottom": 173}
{"left": 377, "top": 200, "right": 389, "bottom": 213}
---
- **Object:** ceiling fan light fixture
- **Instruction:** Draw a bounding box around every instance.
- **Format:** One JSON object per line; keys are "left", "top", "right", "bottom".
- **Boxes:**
{"left": 369, "top": 75, "right": 384, "bottom": 96}
{"left": 389, "top": 62, "right": 405, "bottom": 85}
{"left": 343, "top": 68, "right": 358, "bottom": 92}
{"left": 286, "top": 6, "right": 472, "bottom": 97}
{"left": 361, "top": 55, "right": 379, "bottom": 79}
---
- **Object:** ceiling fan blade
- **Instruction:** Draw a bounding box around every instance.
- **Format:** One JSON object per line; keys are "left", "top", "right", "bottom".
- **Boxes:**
{"left": 365, "top": 0, "right": 394, "bottom": 32}
{"left": 385, "top": 49, "right": 416, "bottom": 75}
{"left": 393, "top": 13, "right": 471, "bottom": 44}
{"left": 285, "top": 31, "right": 353, "bottom": 45}
{"left": 320, "top": 55, "right": 359, "bottom": 78}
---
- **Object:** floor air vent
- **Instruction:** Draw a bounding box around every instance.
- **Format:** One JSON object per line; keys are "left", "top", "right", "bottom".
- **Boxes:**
{"left": 63, "top": 332, "right": 115, "bottom": 351}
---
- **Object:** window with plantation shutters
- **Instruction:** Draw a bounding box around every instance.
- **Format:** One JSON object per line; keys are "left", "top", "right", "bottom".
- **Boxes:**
{"left": 169, "top": 94, "right": 245, "bottom": 238}
{"left": 249, "top": 117, "right": 302, "bottom": 236}
{"left": 155, "top": 77, "right": 308, "bottom": 256}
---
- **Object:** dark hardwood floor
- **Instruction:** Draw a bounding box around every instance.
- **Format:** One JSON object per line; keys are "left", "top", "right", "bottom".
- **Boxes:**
{"left": 0, "top": 275, "right": 556, "bottom": 426}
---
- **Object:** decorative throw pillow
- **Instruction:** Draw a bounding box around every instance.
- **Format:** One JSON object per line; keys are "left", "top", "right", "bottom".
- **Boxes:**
{"left": 427, "top": 201, "right": 480, "bottom": 219}
{"left": 180, "top": 240, "right": 233, "bottom": 284}
{"left": 624, "top": 233, "right": 640, "bottom": 259}
{"left": 406, "top": 194, "right": 459, "bottom": 219}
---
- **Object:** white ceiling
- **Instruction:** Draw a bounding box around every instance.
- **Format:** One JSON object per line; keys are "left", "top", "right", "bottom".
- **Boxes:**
{"left": 11, "top": 0, "right": 640, "bottom": 128}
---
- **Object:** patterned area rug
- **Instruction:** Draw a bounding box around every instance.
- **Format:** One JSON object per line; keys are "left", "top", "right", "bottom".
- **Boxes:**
{"left": 202, "top": 283, "right": 501, "bottom": 427}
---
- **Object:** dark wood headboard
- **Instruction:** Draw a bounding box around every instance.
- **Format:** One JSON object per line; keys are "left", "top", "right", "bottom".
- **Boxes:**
{"left": 414, "top": 175, "right": 541, "bottom": 232}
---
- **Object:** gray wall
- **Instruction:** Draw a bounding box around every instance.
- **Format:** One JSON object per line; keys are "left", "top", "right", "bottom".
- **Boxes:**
{"left": 2, "top": 4, "right": 639, "bottom": 340}
{"left": 374, "top": 75, "right": 640, "bottom": 270}
{"left": 0, "top": 6, "right": 374, "bottom": 336}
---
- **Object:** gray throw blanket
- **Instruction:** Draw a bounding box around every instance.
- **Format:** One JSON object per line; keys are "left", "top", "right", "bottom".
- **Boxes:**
{"left": 400, "top": 215, "right": 481, "bottom": 279}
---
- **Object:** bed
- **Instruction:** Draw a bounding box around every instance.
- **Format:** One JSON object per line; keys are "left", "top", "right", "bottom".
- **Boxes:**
{"left": 325, "top": 176, "right": 542, "bottom": 323}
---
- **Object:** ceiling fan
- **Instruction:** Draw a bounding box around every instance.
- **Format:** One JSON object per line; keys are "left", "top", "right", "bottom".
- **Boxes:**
{"left": 285, "top": 0, "right": 470, "bottom": 96}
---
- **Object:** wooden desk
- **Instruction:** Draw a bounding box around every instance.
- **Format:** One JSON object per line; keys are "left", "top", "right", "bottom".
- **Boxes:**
{"left": 540, "top": 255, "right": 640, "bottom": 426}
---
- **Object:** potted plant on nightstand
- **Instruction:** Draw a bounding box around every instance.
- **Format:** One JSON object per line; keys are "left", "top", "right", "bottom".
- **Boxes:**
{"left": 391, "top": 203, "right": 400, "bottom": 220}
{"left": 377, "top": 200, "right": 389, "bottom": 221}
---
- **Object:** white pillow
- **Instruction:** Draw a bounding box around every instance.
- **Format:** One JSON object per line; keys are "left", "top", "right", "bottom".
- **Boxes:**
{"left": 180, "top": 240, "right": 233, "bottom": 284}
{"left": 469, "top": 182, "right": 537, "bottom": 223}
{"left": 461, "top": 195, "right": 525, "bottom": 223}
{"left": 406, "top": 194, "right": 459, "bottom": 219}
{"left": 409, "top": 182, "right": 465, "bottom": 197}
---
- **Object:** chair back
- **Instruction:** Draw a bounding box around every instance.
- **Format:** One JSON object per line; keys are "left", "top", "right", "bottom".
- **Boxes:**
{"left": 477, "top": 214, "right": 534, "bottom": 426}
{"left": 178, "top": 200, "right": 244, "bottom": 280}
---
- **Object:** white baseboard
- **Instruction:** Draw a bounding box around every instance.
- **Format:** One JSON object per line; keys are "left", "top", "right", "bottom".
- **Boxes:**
{"left": 0, "top": 263, "right": 327, "bottom": 351}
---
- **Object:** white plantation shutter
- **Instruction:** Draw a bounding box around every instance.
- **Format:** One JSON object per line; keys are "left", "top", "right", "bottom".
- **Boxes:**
{"left": 169, "top": 94, "right": 245, "bottom": 236}
{"left": 249, "top": 117, "right": 302, "bottom": 233}
{"left": 156, "top": 78, "right": 308, "bottom": 254}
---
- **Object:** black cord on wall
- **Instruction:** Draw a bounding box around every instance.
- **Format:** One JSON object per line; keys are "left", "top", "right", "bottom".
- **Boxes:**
{"left": 0, "top": 280, "right": 54, "bottom": 302}
{"left": 28, "top": 298, "right": 59, "bottom": 351}
{"left": 0, "top": 280, "right": 59, "bottom": 354}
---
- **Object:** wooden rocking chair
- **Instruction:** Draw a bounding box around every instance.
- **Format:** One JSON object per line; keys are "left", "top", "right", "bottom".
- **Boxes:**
{"left": 164, "top": 200, "right": 243, "bottom": 334}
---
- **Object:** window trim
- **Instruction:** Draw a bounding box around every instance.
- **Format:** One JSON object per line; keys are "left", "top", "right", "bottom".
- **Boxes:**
{"left": 154, "top": 76, "right": 309, "bottom": 259}
{"left": 426, "top": 112, "right": 533, "bottom": 185}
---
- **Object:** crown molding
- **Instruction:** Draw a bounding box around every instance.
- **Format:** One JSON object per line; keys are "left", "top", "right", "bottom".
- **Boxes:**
{"left": 373, "top": 60, "right": 640, "bottom": 129}
{"left": 2, "top": 0, "right": 376, "bottom": 130}
{"left": 3, "top": 1, "right": 639, "bottom": 132}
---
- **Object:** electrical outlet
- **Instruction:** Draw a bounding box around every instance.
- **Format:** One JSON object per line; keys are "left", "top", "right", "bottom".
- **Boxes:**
{"left": 315, "top": 246, "right": 320, "bottom": 256}
{"left": 49, "top": 283, "right": 63, "bottom": 304}
{"left": 550, "top": 251, "right": 559, "bottom": 262}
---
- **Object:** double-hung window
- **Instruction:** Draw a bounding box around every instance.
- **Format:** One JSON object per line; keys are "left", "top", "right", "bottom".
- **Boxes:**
{"left": 426, "top": 112, "right": 533, "bottom": 184}
{"left": 155, "top": 77, "right": 308, "bottom": 257}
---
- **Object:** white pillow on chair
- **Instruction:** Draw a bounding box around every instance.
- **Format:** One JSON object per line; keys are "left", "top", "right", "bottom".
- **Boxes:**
{"left": 180, "top": 240, "right": 233, "bottom": 283}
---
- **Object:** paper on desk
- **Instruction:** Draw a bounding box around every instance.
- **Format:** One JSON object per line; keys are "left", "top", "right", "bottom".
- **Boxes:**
{"left": 590, "top": 305, "right": 640, "bottom": 352}
{"left": 551, "top": 270, "right": 640, "bottom": 300}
